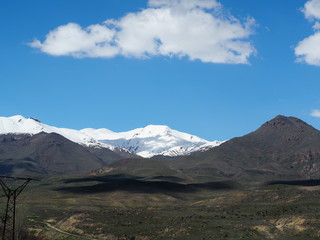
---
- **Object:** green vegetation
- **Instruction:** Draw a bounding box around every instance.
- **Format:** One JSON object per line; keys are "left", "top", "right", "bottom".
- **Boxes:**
{"left": 1, "top": 175, "right": 319, "bottom": 240}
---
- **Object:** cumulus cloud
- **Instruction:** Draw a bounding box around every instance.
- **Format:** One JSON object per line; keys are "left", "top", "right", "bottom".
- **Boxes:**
{"left": 30, "top": 0, "right": 256, "bottom": 64}
{"left": 30, "top": 23, "right": 119, "bottom": 58}
{"left": 148, "top": 0, "right": 220, "bottom": 10}
{"left": 311, "top": 109, "right": 320, "bottom": 117}
{"left": 295, "top": 0, "right": 320, "bottom": 66}
{"left": 295, "top": 32, "right": 320, "bottom": 65}
{"left": 303, "top": 0, "right": 320, "bottom": 20}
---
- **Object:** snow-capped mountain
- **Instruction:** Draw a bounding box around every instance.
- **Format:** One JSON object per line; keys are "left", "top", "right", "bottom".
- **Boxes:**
{"left": 0, "top": 115, "right": 103, "bottom": 148}
{"left": 81, "top": 125, "right": 223, "bottom": 158}
{"left": 0, "top": 115, "right": 223, "bottom": 158}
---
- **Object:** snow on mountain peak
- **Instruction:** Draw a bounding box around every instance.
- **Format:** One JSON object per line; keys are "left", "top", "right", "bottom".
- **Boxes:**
{"left": 143, "top": 124, "right": 170, "bottom": 133}
{"left": 0, "top": 115, "right": 44, "bottom": 134}
{"left": 9, "top": 115, "right": 25, "bottom": 121}
{"left": 83, "top": 124, "right": 222, "bottom": 158}
{"left": 0, "top": 115, "right": 223, "bottom": 158}
{"left": 0, "top": 115, "right": 101, "bottom": 148}
{"left": 132, "top": 125, "right": 171, "bottom": 138}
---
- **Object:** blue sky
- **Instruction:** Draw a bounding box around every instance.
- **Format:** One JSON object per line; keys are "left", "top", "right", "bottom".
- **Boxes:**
{"left": 1, "top": 0, "right": 320, "bottom": 141}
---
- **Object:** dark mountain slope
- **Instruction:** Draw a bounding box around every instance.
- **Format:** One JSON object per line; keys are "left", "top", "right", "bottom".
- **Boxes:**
{"left": 0, "top": 132, "right": 134, "bottom": 176}
{"left": 169, "top": 115, "right": 320, "bottom": 180}
{"left": 86, "top": 146, "right": 138, "bottom": 166}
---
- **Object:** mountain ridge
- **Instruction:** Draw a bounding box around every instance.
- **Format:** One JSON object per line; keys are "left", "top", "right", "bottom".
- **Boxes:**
{"left": 1, "top": 115, "right": 320, "bottom": 180}
{"left": 0, "top": 115, "right": 222, "bottom": 158}
{"left": 167, "top": 115, "right": 320, "bottom": 180}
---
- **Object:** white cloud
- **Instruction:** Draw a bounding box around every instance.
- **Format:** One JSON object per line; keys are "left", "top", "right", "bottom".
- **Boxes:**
{"left": 30, "top": 0, "right": 256, "bottom": 64}
{"left": 30, "top": 23, "right": 119, "bottom": 58}
{"left": 295, "top": 32, "right": 320, "bottom": 65}
{"left": 295, "top": 0, "right": 320, "bottom": 66}
{"left": 303, "top": 0, "right": 320, "bottom": 20}
{"left": 148, "top": 0, "right": 220, "bottom": 10}
{"left": 311, "top": 109, "right": 320, "bottom": 117}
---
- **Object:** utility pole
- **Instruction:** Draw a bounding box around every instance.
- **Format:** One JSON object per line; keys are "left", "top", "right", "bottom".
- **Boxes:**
{"left": 0, "top": 176, "right": 38, "bottom": 240}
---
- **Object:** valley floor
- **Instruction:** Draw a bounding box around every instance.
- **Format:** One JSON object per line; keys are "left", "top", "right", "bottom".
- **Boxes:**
{"left": 1, "top": 176, "right": 320, "bottom": 240}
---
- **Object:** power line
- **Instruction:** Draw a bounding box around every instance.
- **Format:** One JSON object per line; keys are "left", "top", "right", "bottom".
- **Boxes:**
{"left": 0, "top": 176, "right": 38, "bottom": 240}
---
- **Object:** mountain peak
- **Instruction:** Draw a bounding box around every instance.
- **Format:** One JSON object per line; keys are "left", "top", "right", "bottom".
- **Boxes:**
{"left": 5, "top": 115, "right": 41, "bottom": 124}
{"left": 0, "top": 115, "right": 44, "bottom": 134}
{"left": 139, "top": 125, "right": 171, "bottom": 136}
{"left": 262, "top": 115, "right": 310, "bottom": 130}
{"left": 8, "top": 115, "right": 26, "bottom": 121}
{"left": 247, "top": 115, "right": 319, "bottom": 142}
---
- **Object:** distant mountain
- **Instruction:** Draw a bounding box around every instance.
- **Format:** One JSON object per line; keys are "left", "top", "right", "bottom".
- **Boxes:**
{"left": 0, "top": 115, "right": 107, "bottom": 148}
{"left": 7, "top": 114, "right": 320, "bottom": 181}
{"left": 81, "top": 125, "right": 222, "bottom": 158}
{"left": 0, "top": 116, "right": 222, "bottom": 158}
{"left": 0, "top": 131, "right": 138, "bottom": 176}
{"left": 170, "top": 115, "right": 320, "bottom": 180}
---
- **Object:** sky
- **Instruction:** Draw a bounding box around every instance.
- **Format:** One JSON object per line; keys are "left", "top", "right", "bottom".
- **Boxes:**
{"left": 2, "top": 0, "right": 320, "bottom": 141}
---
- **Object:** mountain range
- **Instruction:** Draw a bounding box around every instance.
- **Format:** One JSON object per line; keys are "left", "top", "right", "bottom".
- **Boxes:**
{"left": 0, "top": 115, "right": 222, "bottom": 158}
{"left": 1, "top": 115, "right": 320, "bottom": 181}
